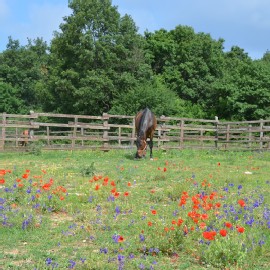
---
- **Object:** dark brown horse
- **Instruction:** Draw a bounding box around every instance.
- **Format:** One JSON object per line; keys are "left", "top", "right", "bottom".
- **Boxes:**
{"left": 135, "top": 108, "right": 157, "bottom": 159}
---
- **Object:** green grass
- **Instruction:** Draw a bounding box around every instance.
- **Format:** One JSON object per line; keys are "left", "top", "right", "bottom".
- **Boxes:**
{"left": 0, "top": 149, "right": 270, "bottom": 269}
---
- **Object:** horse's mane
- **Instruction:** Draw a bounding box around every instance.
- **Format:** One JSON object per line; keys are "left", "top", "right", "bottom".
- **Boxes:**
{"left": 138, "top": 108, "right": 151, "bottom": 138}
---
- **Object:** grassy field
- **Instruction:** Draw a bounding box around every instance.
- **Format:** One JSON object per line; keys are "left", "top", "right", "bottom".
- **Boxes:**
{"left": 0, "top": 148, "right": 270, "bottom": 269}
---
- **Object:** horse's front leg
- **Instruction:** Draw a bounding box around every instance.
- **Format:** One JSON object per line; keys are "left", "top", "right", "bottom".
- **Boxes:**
{"left": 148, "top": 139, "right": 153, "bottom": 159}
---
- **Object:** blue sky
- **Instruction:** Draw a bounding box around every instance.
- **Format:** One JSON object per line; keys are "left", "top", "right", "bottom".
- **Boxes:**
{"left": 0, "top": 0, "right": 269, "bottom": 59}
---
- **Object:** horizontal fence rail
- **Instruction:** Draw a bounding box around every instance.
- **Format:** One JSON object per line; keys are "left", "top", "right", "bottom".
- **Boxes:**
{"left": 1, "top": 112, "right": 270, "bottom": 151}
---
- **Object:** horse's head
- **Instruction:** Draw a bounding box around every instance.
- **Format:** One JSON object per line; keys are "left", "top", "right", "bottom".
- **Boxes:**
{"left": 136, "top": 138, "right": 147, "bottom": 158}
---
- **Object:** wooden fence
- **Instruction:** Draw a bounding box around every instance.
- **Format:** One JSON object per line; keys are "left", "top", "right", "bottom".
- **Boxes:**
{"left": 1, "top": 112, "right": 270, "bottom": 151}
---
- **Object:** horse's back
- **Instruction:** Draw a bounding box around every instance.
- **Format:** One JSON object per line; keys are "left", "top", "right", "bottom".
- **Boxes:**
{"left": 135, "top": 108, "right": 157, "bottom": 137}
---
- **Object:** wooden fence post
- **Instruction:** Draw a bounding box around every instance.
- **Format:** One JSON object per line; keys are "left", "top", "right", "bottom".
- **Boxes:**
{"left": 46, "top": 126, "right": 50, "bottom": 146}
{"left": 248, "top": 124, "right": 252, "bottom": 148}
{"left": 118, "top": 127, "right": 122, "bottom": 147}
{"left": 226, "top": 124, "right": 230, "bottom": 149}
{"left": 1, "top": 113, "right": 6, "bottom": 150}
{"left": 72, "top": 117, "right": 78, "bottom": 148}
{"left": 103, "top": 113, "right": 109, "bottom": 149}
{"left": 215, "top": 116, "right": 219, "bottom": 149}
{"left": 180, "top": 120, "right": 184, "bottom": 148}
{"left": 81, "top": 128, "right": 84, "bottom": 147}
{"left": 131, "top": 117, "right": 135, "bottom": 148}
{"left": 260, "top": 119, "right": 264, "bottom": 149}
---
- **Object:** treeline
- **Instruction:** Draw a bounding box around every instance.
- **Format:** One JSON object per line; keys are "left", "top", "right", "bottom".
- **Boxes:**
{"left": 1, "top": 0, "right": 270, "bottom": 120}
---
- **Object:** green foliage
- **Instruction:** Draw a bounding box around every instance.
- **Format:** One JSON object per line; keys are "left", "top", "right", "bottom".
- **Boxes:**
{"left": 0, "top": 81, "right": 23, "bottom": 113}
{"left": 0, "top": 37, "right": 49, "bottom": 113}
{"left": 1, "top": 1, "right": 270, "bottom": 120}
{"left": 80, "top": 162, "right": 96, "bottom": 176}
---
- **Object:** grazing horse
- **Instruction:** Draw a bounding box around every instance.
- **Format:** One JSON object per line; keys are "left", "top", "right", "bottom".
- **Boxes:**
{"left": 135, "top": 108, "right": 157, "bottom": 159}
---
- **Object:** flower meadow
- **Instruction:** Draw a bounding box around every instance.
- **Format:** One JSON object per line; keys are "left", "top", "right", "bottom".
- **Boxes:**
{"left": 0, "top": 149, "right": 270, "bottom": 269}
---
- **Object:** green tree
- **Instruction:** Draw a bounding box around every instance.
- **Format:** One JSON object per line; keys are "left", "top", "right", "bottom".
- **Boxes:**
{"left": 0, "top": 81, "right": 23, "bottom": 113}
{"left": 216, "top": 47, "right": 270, "bottom": 120}
{"left": 145, "top": 25, "right": 225, "bottom": 116}
{"left": 0, "top": 37, "right": 49, "bottom": 113}
{"left": 47, "top": 0, "right": 152, "bottom": 115}
{"left": 110, "top": 76, "right": 205, "bottom": 118}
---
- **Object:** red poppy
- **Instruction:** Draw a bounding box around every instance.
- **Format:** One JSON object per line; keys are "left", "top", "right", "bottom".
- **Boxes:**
{"left": 199, "top": 222, "right": 206, "bottom": 229}
{"left": 59, "top": 196, "right": 65, "bottom": 201}
{"left": 111, "top": 181, "right": 116, "bottom": 186}
{"left": 0, "top": 179, "right": 5, "bottom": 184}
{"left": 225, "top": 222, "right": 233, "bottom": 228}
{"left": 151, "top": 210, "right": 157, "bottom": 215}
{"left": 201, "top": 214, "right": 209, "bottom": 220}
{"left": 237, "top": 227, "right": 245, "bottom": 233}
{"left": 59, "top": 186, "right": 67, "bottom": 193}
{"left": 177, "top": 218, "right": 184, "bottom": 226}
{"left": 127, "top": 182, "right": 131, "bottom": 187}
{"left": 215, "top": 202, "right": 221, "bottom": 208}
{"left": 203, "top": 231, "right": 216, "bottom": 241}
{"left": 114, "top": 192, "right": 120, "bottom": 198}
{"left": 22, "top": 174, "right": 29, "bottom": 179}
{"left": 238, "top": 199, "right": 245, "bottom": 207}
{"left": 171, "top": 220, "right": 177, "bottom": 225}
{"left": 118, "top": 236, "right": 124, "bottom": 242}
{"left": 124, "top": 192, "right": 129, "bottom": 197}
{"left": 42, "top": 183, "right": 51, "bottom": 191}
{"left": 95, "top": 184, "right": 100, "bottom": 190}
{"left": 219, "top": 229, "right": 227, "bottom": 237}
{"left": 148, "top": 221, "right": 153, "bottom": 226}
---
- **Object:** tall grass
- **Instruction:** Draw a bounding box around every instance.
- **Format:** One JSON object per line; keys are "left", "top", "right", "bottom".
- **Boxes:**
{"left": 0, "top": 149, "right": 269, "bottom": 269}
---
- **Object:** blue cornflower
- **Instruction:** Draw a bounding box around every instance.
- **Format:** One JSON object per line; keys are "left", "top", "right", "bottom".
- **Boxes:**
{"left": 68, "top": 260, "right": 76, "bottom": 269}
{"left": 139, "top": 234, "right": 145, "bottom": 242}
{"left": 115, "top": 206, "right": 121, "bottom": 215}
{"left": 117, "top": 254, "right": 125, "bottom": 262}
{"left": 238, "top": 185, "right": 243, "bottom": 190}
{"left": 112, "top": 234, "right": 120, "bottom": 243}
{"left": 0, "top": 198, "right": 5, "bottom": 204}
{"left": 45, "top": 258, "right": 52, "bottom": 265}
{"left": 128, "top": 253, "right": 135, "bottom": 259}
{"left": 139, "top": 263, "right": 145, "bottom": 269}
{"left": 100, "top": 247, "right": 108, "bottom": 254}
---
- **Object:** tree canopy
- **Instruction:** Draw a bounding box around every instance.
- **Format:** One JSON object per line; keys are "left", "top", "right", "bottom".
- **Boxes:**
{"left": 1, "top": 0, "right": 269, "bottom": 121}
